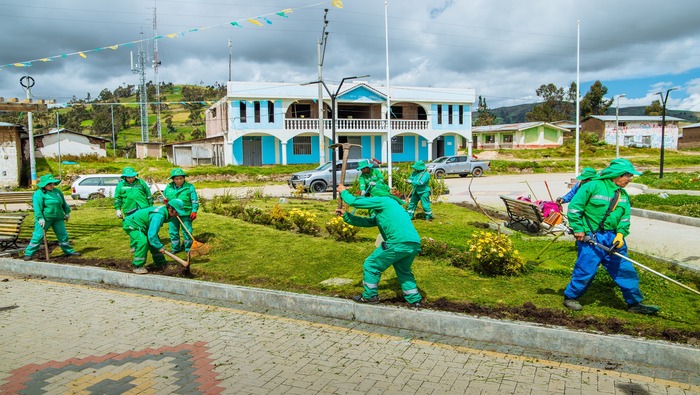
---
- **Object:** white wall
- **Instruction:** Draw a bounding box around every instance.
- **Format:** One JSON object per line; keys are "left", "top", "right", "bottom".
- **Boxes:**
{"left": 37, "top": 133, "right": 106, "bottom": 158}
{"left": 0, "top": 131, "right": 20, "bottom": 188}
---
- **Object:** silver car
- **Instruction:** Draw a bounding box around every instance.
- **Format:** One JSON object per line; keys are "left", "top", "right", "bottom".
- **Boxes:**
{"left": 288, "top": 159, "right": 375, "bottom": 193}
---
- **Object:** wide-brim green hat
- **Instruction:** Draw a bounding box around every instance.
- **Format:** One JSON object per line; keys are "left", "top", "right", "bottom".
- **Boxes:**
{"left": 357, "top": 160, "right": 373, "bottom": 170}
{"left": 167, "top": 198, "right": 188, "bottom": 216}
{"left": 596, "top": 158, "right": 642, "bottom": 180}
{"left": 168, "top": 168, "right": 188, "bottom": 179}
{"left": 411, "top": 160, "right": 426, "bottom": 171}
{"left": 122, "top": 167, "right": 138, "bottom": 177}
{"left": 576, "top": 167, "right": 597, "bottom": 180}
{"left": 37, "top": 174, "right": 61, "bottom": 188}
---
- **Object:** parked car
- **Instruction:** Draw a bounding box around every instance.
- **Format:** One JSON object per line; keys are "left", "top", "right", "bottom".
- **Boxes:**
{"left": 425, "top": 155, "right": 491, "bottom": 178}
{"left": 288, "top": 158, "right": 383, "bottom": 193}
{"left": 70, "top": 174, "right": 165, "bottom": 200}
{"left": 626, "top": 141, "right": 651, "bottom": 148}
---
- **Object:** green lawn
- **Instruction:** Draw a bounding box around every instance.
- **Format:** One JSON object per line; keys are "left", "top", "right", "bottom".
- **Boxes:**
{"left": 18, "top": 197, "right": 700, "bottom": 343}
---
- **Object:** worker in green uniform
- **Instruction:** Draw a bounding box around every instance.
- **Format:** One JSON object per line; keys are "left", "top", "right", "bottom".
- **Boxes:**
{"left": 357, "top": 159, "right": 388, "bottom": 197}
{"left": 122, "top": 199, "right": 187, "bottom": 274}
{"left": 406, "top": 160, "right": 433, "bottom": 221}
{"left": 163, "top": 168, "right": 199, "bottom": 254}
{"left": 23, "top": 174, "right": 80, "bottom": 260}
{"left": 564, "top": 158, "right": 659, "bottom": 314}
{"left": 336, "top": 184, "right": 423, "bottom": 307}
{"left": 114, "top": 167, "right": 153, "bottom": 219}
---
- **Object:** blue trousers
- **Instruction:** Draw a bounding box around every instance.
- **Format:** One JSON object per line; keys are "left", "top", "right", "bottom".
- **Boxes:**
{"left": 564, "top": 231, "right": 644, "bottom": 305}
{"left": 361, "top": 241, "right": 422, "bottom": 303}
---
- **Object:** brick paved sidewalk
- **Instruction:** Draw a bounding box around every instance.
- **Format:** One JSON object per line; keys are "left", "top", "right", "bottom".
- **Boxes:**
{"left": 0, "top": 275, "right": 697, "bottom": 394}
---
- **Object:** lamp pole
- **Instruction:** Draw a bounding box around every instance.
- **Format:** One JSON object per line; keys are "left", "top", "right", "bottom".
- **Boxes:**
{"left": 303, "top": 75, "right": 370, "bottom": 199}
{"left": 614, "top": 94, "right": 625, "bottom": 158}
{"left": 656, "top": 88, "right": 677, "bottom": 179}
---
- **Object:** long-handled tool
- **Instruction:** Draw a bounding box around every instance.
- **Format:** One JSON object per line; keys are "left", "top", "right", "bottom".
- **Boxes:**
{"left": 163, "top": 249, "right": 190, "bottom": 268}
{"left": 42, "top": 228, "right": 49, "bottom": 261}
{"left": 151, "top": 179, "right": 209, "bottom": 257}
{"left": 329, "top": 142, "right": 361, "bottom": 214}
{"left": 544, "top": 181, "right": 554, "bottom": 201}
{"left": 583, "top": 236, "right": 700, "bottom": 296}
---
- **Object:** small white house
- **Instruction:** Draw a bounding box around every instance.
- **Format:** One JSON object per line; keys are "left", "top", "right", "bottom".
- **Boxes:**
{"left": 582, "top": 116, "right": 685, "bottom": 149}
{"left": 32, "top": 128, "right": 110, "bottom": 158}
{"left": 0, "top": 122, "right": 25, "bottom": 188}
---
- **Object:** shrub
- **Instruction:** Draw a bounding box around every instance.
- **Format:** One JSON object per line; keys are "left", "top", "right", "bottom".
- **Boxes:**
{"left": 241, "top": 206, "right": 267, "bottom": 224}
{"left": 419, "top": 237, "right": 453, "bottom": 258}
{"left": 468, "top": 230, "right": 525, "bottom": 276}
{"left": 450, "top": 250, "right": 471, "bottom": 269}
{"left": 289, "top": 208, "right": 321, "bottom": 236}
{"left": 325, "top": 216, "right": 360, "bottom": 242}
{"left": 269, "top": 204, "right": 293, "bottom": 230}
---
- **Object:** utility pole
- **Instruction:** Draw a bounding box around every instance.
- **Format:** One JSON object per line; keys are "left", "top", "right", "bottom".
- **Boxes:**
{"left": 657, "top": 88, "right": 678, "bottom": 179}
{"left": 317, "top": 9, "right": 329, "bottom": 165}
{"left": 20, "top": 76, "right": 37, "bottom": 185}
{"left": 56, "top": 111, "right": 62, "bottom": 180}
{"left": 614, "top": 94, "right": 625, "bottom": 158}
{"left": 152, "top": 2, "right": 162, "bottom": 141}
{"left": 228, "top": 39, "right": 233, "bottom": 82}
{"left": 111, "top": 104, "right": 116, "bottom": 156}
{"left": 131, "top": 31, "right": 149, "bottom": 142}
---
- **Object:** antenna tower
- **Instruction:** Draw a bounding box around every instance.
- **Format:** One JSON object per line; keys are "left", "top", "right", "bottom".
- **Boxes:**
{"left": 132, "top": 31, "right": 149, "bottom": 143}
{"left": 152, "top": 1, "right": 162, "bottom": 141}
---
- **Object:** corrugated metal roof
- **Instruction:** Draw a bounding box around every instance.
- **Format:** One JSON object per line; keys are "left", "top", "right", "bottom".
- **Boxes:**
{"left": 682, "top": 122, "right": 700, "bottom": 129}
{"left": 473, "top": 122, "right": 569, "bottom": 133}
{"left": 226, "top": 81, "right": 475, "bottom": 104}
{"left": 0, "top": 122, "right": 20, "bottom": 127}
{"left": 590, "top": 115, "right": 685, "bottom": 122}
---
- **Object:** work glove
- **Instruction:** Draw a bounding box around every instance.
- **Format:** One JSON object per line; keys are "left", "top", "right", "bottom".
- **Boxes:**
{"left": 369, "top": 182, "right": 376, "bottom": 187}
{"left": 405, "top": 179, "right": 412, "bottom": 184}
{"left": 556, "top": 197, "right": 564, "bottom": 205}
{"left": 190, "top": 212, "right": 197, "bottom": 220}
{"left": 38, "top": 219, "right": 45, "bottom": 228}
{"left": 612, "top": 232, "right": 625, "bottom": 249}
{"left": 162, "top": 198, "right": 168, "bottom": 205}
{"left": 64, "top": 214, "right": 70, "bottom": 222}
{"left": 116, "top": 210, "right": 123, "bottom": 219}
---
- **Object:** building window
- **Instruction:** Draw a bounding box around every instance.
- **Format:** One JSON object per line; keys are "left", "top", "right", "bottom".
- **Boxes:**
{"left": 485, "top": 135, "right": 495, "bottom": 144}
{"left": 448, "top": 105, "right": 453, "bottom": 124}
{"left": 390, "top": 105, "right": 403, "bottom": 119}
{"left": 254, "top": 101, "right": 261, "bottom": 123}
{"left": 437, "top": 105, "right": 443, "bottom": 124}
{"left": 268, "top": 101, "right": 275, "bottom": 123}
{"left": 291, "top": 103, "right": 311, "bottom": 118}
{"left": 391, "top": 136, "right": 404, "bottom": 153}
{"left": 211, "top": 108, "right": 217, "bottom": 118}
{"left": 293, "top": 136, "right": 312, "bottom": 155}
{"left": 503, "top": 134, "right": 513, "bottom": 143}
{"left": 239, "top": 102, "right": 247, "bottom": 123}
{"left": 459, "top": 105, "right": 464, "bottom": 125}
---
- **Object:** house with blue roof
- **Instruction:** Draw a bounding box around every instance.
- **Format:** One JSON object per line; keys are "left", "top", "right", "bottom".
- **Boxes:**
{"left": 205, "top": 81, "right": 475, "bottom": 166}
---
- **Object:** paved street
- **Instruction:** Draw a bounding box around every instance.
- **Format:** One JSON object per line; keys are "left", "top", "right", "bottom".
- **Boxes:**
{"left": 1, "top": 274, "right": 697, "bottom": 394}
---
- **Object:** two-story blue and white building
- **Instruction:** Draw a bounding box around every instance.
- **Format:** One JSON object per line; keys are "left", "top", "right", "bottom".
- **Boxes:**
{"left": 205, "top": 81, "right": 475, "bottom": 166}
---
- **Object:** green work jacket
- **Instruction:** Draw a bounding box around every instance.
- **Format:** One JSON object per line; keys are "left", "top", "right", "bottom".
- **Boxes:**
{"left": 33, "top": 188, "right": 70, "bottom": 221}
{"left": 164, "top": 182, "right": 199, "bottom": 215}
{"left": 358, "top": 169, "right": 388, "bottom": 194}
{"left": 409, "top": 170, "right": 431, "bottom": 194}
{"left": 114, "top": 178, "right": 153, "bottom": 212}
{"left": 340, "top": 190, "right": 420, "bottom": 245}
{"left": 567, "top": 179, "right": 631, "bottom": 236}
{"left": 122, "top": 206, "right": 175, "bottom": 250}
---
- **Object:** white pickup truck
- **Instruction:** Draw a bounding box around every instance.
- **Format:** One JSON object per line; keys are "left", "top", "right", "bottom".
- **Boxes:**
{"left": 425, "top": 155, "right": 491, "bottom": 178}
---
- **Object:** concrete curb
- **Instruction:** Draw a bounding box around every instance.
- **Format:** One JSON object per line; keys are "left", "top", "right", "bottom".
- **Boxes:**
{"left": 631, "top": 208, "right": 700, "bottom": 228}
{"left": 1, "top": 258, "right": 697, "bottom": 374}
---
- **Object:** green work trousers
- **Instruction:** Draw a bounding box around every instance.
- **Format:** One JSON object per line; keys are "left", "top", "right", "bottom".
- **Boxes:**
{"left": 361, "top": 241, "right": 422, "bottom": 303}
{"left": 123, "top": 228, "right": 166, "bottom": 267}
{"left": 24, "top": 219, "right": 74, "bottom": 257}
{"left": 407, "top": 190, "right": 432, "bottom": 219}
{"left": 168, "top": 216, "right": 193, "bottom": 252}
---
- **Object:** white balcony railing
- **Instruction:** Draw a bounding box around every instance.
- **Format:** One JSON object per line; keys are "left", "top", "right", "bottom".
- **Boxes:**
{"left": 284, "top": 118, "right": 429, "bottom": 132}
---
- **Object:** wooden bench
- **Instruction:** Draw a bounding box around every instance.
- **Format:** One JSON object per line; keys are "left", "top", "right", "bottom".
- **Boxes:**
{"left": 0, "top": 214, "right": 29, "bottom": 250}
{"left": 0, "top": 191, "right": 34, "bottom": 210}
{"left": 500, "top": 195, "right": 545, "bottom": 233}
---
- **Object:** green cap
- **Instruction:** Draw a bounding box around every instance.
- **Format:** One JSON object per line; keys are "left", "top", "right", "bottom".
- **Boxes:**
{"left": 596, "top": 158, "right": 642, "bottom": 180}
{"left": 411, "top": 160, "right": 426, "bottom": 171}
{"left": 37, "top": 174, "right": 60, "bottom": 188}
{"left": 357, "top": 160, "right": 373, "bottom": 170}
{"left": 122, "top": 167, "right": 138, "bottom": 177}
{"left": 576, "top": 167, "right": 597, "bottom": 180}
{"left": 167, "top": 198, "right": 187, "bottom": 216}
{"left": 168, "top": 168, "right": 188, "bottom": 179}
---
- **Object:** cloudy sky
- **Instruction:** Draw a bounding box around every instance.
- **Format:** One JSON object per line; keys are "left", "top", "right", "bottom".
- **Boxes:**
{"left": 2, "top": 0, "right": 699, "bottom": 112}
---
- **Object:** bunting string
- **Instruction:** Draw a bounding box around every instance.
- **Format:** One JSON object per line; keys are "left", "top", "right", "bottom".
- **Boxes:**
{"left": 1, "top": 1, "right": 342, "bottom": 71}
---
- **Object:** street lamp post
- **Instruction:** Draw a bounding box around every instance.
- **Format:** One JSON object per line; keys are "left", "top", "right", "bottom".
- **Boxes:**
{"left": 656, "top": 88, "right": 677, "bottom": 179}
{"left": 614, "top": 94, "right": 625, "bottom": 158}
{"left": 303, "top": 75, "right": 369, "bottom": 199}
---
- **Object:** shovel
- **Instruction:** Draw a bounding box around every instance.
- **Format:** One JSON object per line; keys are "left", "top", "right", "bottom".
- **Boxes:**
{"left": 583, "top": 236, "right": 700, "bottom": 296}
{"left": 163, "top": 249, "right": 190, "bottom": 269}
{"left": 330, "top": 142, "right": 361, "bottom": 214}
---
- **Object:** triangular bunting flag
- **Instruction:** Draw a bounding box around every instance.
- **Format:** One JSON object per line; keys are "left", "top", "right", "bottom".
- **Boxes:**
{"left": 79, "top": 52, "right": 87, "bottom": 59}
{"left": 247, "top": 18, "right": 263, "bottom": 26}
{"left": 230, "top": 22, "right": 241, "bottom": 27}
{"left": 332, "top": 0, "right": 344, "bottom": 8}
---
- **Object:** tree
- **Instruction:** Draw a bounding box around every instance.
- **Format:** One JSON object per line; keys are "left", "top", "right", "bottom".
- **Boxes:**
{"left": 526, "top": 83, "right": 566, "bottom": 122}
{"left": 580, "top": 80, "right": 612, "bottom": 118}
{"left": 645, "top": 100, "right": 663, "bottom": 116}
{"left": 474, "top": 96, "right": 496, "bottom": 126}
{"left": 191, "top": 128, "right": 205, "bottom": 139}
